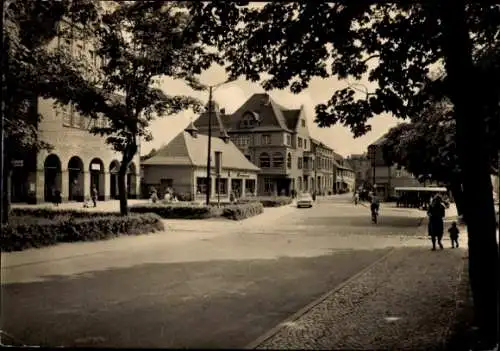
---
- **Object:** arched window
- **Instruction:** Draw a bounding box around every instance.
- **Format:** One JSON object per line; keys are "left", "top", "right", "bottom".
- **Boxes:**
{"left": 272, "top": 152, "right": 284, "bottom": 168}
{"left": 259, "top": 152, "right": 270, "bottom": 167}
{"left": 287, "top": 153, "right": 292, "bottom": 169}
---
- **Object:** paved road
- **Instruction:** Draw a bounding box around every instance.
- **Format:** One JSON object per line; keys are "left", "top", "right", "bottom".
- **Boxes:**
{"left": 2, "top": 195, "right": 432, "bottom": 348}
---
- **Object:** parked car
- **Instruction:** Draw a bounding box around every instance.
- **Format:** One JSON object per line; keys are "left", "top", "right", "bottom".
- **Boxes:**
{"left": 297, "top": 193, "right": 313, "bottom": 208}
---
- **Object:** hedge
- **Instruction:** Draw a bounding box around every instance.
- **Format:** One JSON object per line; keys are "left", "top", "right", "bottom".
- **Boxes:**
{"left": 10, "top": 207, "right": 120, "bottom": 219}
{"left": 222, "top": 202, "right": 264, "bottom": 220}
{"left": 2, "top": 213, "right": 164, "bottom": 252}
{"left": 238, "top": 196, "right": 293, "bottom": 207}
{"left": 129, "top": 202, "right": 264, "bottom": 220}
{"left": 130, "top": 203, "right": 223, "bottom": 219}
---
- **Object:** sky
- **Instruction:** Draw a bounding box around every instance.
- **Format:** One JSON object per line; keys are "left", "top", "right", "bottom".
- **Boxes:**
{"left": 141, "top": 2, "right": 401, "bottom": 157}
{"left": 143, "top": 63, "right": 400, "bottom": 158}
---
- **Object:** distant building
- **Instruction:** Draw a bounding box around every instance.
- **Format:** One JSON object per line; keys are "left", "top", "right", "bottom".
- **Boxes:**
{"left": 332, "top": 152, "right": 355, "bottom": 193}
{"left": 346, "top": 153, "right": 372, "bottom": 189}
{"left": 141, "top": 122, "right": 260, "bottom": 201}
{"left": 310, "top": 138, "right": 336, "bottom": 195}
{"left": 367, "top": 136, "right": 422, "bottom": 200}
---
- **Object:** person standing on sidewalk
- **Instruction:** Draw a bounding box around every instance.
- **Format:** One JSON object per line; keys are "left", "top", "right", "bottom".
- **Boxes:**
{"left": 91, "top": 185, "right": 98, "bottom": 208}
{"left": 428, "top": 195, "right": 446, "bottom": 250}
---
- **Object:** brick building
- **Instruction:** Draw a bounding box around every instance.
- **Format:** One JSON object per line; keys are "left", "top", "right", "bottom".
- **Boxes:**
{"left": 194, "top": 94, "right": 344, "bottom": 196}
{"left": 10, "top": 18, "right": 140, "bottom": 204}
{"left": 141, "top": 123, "right": 259, "bottom": 201}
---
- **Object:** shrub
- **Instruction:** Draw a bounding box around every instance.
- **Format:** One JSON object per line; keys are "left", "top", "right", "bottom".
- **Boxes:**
{"left": 238, "top": 196, "right": 293, "bottom": 207}
{"left": 1, "top": 213, "right": 164, "bottom": 252}
{"left": 222, "top": 202, "right": 264, "bottom": 220}
{"left": 130, "top": 203, "right": 223, "bottom": 219}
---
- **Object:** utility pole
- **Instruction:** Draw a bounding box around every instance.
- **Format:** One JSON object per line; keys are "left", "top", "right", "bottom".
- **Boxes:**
{"left": 205, "top": 87, "right": 213, "bottom": 206}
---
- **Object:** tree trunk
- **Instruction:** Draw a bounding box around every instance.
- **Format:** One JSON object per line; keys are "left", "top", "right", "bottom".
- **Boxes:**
{"left": 1, "top": 166, "right": 12, "bottom": 225}
{"left": 440, "top": 1, "right": 499, "bottom": 347}
{"left": 449, "top": 181, "right": 465, "bottom": 217}
{"left": 118, "top": 164, "right": 128, "bottom": 216}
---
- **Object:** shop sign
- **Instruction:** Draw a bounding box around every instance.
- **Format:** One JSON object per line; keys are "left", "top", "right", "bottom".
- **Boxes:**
{"left": 11, "top": 160, "right": 23, "bottom": 167}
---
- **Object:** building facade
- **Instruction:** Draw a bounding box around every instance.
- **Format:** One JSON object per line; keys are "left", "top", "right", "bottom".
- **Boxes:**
{"left": 332, "top": 152, "right": 355, "bottom": 193}
{"left": 367, "top": 136, "right": 422, "bottom": 200}
{"left": 309, "top": 139, "right": 335, "bottom": 195}
{"left": 346, "top": 153, "right": 372, "bottom": 189}
{"left": 141, "top": 123, "right": 260, "bottom": 201}
{"left": 194, "top": 94, "right": 348, "bottom": 196}
{"left": 10, "top": 18, "right": 141, "bottom": 204}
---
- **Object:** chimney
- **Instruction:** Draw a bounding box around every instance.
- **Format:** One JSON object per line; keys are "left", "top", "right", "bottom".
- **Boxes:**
{"left": 184, "top": 121, "right": 199, "bottom": 138}
{"left": 220, "top": 129, "right": 230, "bottom": 144}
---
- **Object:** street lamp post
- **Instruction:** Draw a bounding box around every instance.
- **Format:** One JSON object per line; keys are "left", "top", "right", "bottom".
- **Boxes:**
{"left": 204, "top": 78, "right": 236, "bottom": 206}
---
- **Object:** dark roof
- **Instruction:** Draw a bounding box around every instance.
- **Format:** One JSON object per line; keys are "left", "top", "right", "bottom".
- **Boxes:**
{"left": 142, "top": 131, "right": 260, "bottom": 172}
{"left": 194, "top": 93, "right": 299, "bottom": 134}
{"left": 282, "top": 109, "right": 301, "bottom": 130}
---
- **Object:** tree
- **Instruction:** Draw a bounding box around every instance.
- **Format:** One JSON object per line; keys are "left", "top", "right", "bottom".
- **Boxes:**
{"left": 1, "top": 0, "right": 100, "bottom": 223}
{"left": 41, "top": 1, "right": 224, "bottom": 215}
{"left": 381, "top": 100, "right": 465, "bottom": 215}
{"left": 211, "top": 2, "right": 500, "bottom": 346}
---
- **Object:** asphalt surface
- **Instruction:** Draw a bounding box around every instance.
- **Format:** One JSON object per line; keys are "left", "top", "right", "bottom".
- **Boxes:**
{"left": 2, "top": 195, "right": 428, "bottom": 348}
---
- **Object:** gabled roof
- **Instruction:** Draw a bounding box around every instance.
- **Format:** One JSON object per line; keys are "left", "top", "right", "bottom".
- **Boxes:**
{"left": 142, "top": 131, "right": 260, "bottom": 172}
{"left": 195, "top": 93, "right": 296, "bottom": 133}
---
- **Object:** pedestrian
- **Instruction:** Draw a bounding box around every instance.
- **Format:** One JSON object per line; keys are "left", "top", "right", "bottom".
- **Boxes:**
{"left": 54, "top": 189, "right": 62, "bottom": 207}
{"left": 91, "top": 185, "right": 98, "bottom": 207}
{"left": 448, "top": 221, "right": 460, "bottom": 248}
{"left": 428, "top": 195, "right": 446, "bottom": 250}
{"left": 354, "top": 191, "right": 359, "bottom": 205}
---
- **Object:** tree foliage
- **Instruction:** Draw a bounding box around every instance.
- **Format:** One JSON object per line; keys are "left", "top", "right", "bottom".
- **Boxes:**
{"left": 208, "top": 2, "right": 500, "bottom": 345}
{"left": 42, "top": 1, "right": 224, "bottom": 214}
{"left": 2, "top": 0, "right": 100, "bottom": 161}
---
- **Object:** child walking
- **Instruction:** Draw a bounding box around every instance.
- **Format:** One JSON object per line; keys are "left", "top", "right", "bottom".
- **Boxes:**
{"left": 448, "top": 221, "right": 460, "bottom": 248}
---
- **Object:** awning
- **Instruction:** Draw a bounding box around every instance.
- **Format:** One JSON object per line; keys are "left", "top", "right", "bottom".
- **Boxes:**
{"left": 394, "top": 187, "right": 448, "bottom": 192}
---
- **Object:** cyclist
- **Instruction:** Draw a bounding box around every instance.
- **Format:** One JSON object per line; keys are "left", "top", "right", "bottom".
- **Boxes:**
{"left": 370, "top": 195, "right": 380, "bottom": 223}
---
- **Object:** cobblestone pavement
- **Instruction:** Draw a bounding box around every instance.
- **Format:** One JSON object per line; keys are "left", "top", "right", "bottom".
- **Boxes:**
{"left": 2, "top": 196, "right": 464, "bottom": 348}
{"left": 249, "top": 217, "right": 468, "bottom": 350}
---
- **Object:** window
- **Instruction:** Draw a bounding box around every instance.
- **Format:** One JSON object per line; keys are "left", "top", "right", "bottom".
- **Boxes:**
{"left": 287, "top": 153, "right": 292, "bottom": 169}
{"left": 301, "top": 119, "right": 306, "bottom": 127}
{"left": 216, "top": 178, "right": 228, "bottom": 195}
{"left": 298, "top": 137, "right": 303, "bottom": 148}
{"left": 298, "top": 157, "right": 303, "bottom": 169}
{"left": 261, "top": 134, "right": 271, "bottom": 145}
{"left": 264, "top": 178, "right": 274, "bottom": 194}
{"left": 272, "top": 152, "right": 284, "bottom": 168}
{"left": 245, "top": 154, "right": 252, "bottom": 162}
{"left": 196, "top": 177, "right": 211, "bottom": 194}
{"left": 304, "top": 157, "right": 309, "bottom": 169}
{"left": 285, "top": 134, "right": 291, "bottom": 146}
{"left": 259, "top": 152, "right": 270, "bottom": 167}
{"left": 234, "top": 135, "right": 250, "bottom": 147}
{"left": 395, "top": 170, "right": 402, "bottom": 178}
{"left": 245, "top": 179, "right": 256, "bottom": 195}
{"left": 304, "top": 139, "right": 307, "bottom": 149}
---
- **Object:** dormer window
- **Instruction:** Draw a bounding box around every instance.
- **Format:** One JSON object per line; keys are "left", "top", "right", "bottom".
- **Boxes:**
{"left": 240, "top": 111, "right": 260, "bottom": 129}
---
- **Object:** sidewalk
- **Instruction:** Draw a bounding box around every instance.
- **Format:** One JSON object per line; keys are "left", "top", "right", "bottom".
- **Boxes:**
{"left": 247, "top": 219, "right": 468, "bottom": 350}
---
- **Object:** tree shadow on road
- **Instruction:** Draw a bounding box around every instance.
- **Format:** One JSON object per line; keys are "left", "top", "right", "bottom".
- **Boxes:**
{"left": 2, "top": 248, "right": 393, "bottom": 348}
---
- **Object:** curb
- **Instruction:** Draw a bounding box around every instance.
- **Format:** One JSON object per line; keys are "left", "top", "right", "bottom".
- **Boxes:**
{"left": 244, "top": 247, "right": 397, "bottom": 349}
{"left": 245, "top": 213, "right": 429, "bottom": 350}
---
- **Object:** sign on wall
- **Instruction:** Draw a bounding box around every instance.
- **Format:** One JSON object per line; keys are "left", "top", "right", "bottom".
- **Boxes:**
{"left": 91, "top": 163, "right": 101, "bottom": 171}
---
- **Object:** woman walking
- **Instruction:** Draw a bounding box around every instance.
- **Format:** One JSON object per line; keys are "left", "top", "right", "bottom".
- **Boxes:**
{"left": 428, "top": 195, "right": 446, "bottom": 250}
